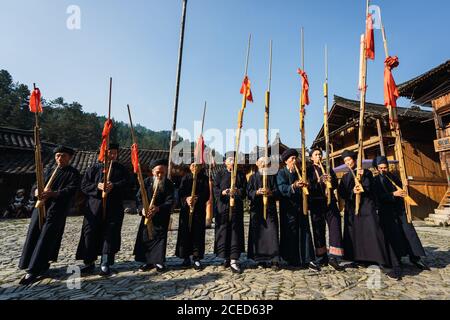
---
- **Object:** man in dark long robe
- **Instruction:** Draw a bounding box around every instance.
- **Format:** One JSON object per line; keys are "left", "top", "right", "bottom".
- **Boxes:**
{"left": 133, "top": 159, "right": 174, "bottom": 272}
{"left": 247, "top": 157, "right": 280, "bottom": 270}
{"left": 276, "top": 149, "right": 320, "bottom": 271}
{"left": 372, "top": 155, "right": 429, "bottom": 273}
{"left": 213, "top": 156, "right": 246, "bottom": 273}
{"left": 307, "top": 148, "right": 344, "bottom": 271}
{"left": 337, "top": 150, "right": 397, "bottom": 276}
{"left": 19, "top": 146, "right": 80, "bottom": 285}
{"left": 175, "top": 163, "right": 210, "bottom": 270}
{"left": 76, "top": 143, "right": 129, "bottom": 276}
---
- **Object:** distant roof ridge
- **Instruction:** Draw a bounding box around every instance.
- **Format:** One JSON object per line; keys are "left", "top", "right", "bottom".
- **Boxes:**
{"left": 332, "top": 95, "right": 430, "bottom": 113}
{"left": 0, "top": 126, "right": 34, "bottom": 135}
{"left": 398, "top": 60, "right": 450, "bottom": 95}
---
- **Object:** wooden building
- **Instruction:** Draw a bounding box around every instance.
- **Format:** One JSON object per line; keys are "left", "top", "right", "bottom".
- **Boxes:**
{"left": 398, "top": 60, "right": 450, "bottom": 224}
{"left": 312, "top": 95, "right": 447, "bottom": 220}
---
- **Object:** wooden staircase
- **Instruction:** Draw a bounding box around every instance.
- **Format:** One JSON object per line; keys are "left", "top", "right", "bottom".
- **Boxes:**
{"left": 425, "top": 188, "right": 450, "bottom": 227}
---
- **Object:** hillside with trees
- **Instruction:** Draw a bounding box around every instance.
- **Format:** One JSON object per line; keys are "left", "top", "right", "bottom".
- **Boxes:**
{"left": 0, "top": 69, "right": 176, "bottom": 150}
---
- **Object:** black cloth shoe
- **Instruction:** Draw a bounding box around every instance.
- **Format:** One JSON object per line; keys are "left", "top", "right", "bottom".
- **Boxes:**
{"left": 386, "top": 267, "right": 402, "bottom": 281}
{"left": 81, "top": 264, "right": 95, "bottom": 275}
{"left": 156, "top": 264, "right": 167, "bottom": 273}
{"left": 223, "top": 260, "right": 230, "bottom": 268}
{"left": 317, "top": 256, "right": 329, "bottom": 267}
{"left": 99, "top": 265, "right": 111, "bottom": 276}
{"left": 328, "top": 258, "right": 345, "bottom": 271}
{"left": 181, "top": 258, "right": 191, "bottom": 268}
{"left": 230, "top": 263, "right": 242, "bottom": 274}
{"left": 271, "top": 262, "right": 280, "bottom": 271}
{"left": 411, "top": 259, "right": 430, "bottom": 271}
{"left": 307, "top": 261, "right": 321, "bottom": 272}
{"left": 41, "top": 263, "right": 50, "bottom": 275}
{"left": 19, "top": 273, "right": 37, "bottom": 286}
{"left": 193, "top": 260, "right": 203, "bottom": 271}
{"left": 257, "top": 261, "right": 269, "bottom": 268}
{"left": 139, "top": 264, "right": 154, "bottom": 272}
{"left": 344, "top": 261, "right": 359, "bottom": 268}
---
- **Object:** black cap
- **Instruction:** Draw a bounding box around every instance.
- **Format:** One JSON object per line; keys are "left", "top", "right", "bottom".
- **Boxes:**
{"left": 372, "top": 155, "right": 388, "bottom": 168}
{"left": 150, "top": 159, "right": 168, "bottom": 169}
{"left": 341, "top": 150, "right": 356, "bottom": 160}
{"left": 109, "top": 143, "right": 119, "bottom": 150}
{"left": 281, "top": 148, "right": 299, "bottom": 162}
{"left": 53, "top": 145, "right": 75, "bottom": 156}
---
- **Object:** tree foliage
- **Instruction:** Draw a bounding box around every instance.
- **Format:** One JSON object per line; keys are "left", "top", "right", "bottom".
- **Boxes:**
{"left": 0, "top": 70, "right": 173, "bottom": 150}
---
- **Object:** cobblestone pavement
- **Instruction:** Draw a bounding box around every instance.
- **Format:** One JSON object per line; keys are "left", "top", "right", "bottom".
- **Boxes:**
{"left": 0, "top": 213, "right": 449, "bottom": 300}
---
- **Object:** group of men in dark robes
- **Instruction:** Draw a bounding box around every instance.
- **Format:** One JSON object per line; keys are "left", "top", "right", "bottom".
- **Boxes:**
{"left": 18, "top": 143, "right": 429, "bottom": 284}
{"left": 338, "top": 150, "right": 429, "bottom": 279}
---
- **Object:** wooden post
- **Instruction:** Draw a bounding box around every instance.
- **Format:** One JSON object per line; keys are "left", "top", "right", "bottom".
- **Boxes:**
{"left": 381, "top": 19, "right": 414, "bottom": 223}
{"left": 355, "top": 32, "right": 368, "bottom": 215}
{"left": 168, "top": 0, "right": 188, "bottom": 180}
{"left": 127, "top": 104, "right": 154, "bottom": 239}
{"left": 205, "top": 148, "right": 214, "bottom": 227}
{"left": 32, "top": 83, "right": 46, "bottom": 230}
{"left": 230, "top": 34, "right": 252, "bottom": 221}
{"left": 376, "top": 118, "right": 385, "bottom": 156}
{"left": 189, "top": 102, "right": 207, "bottom": 230}
{"left": 299, "top": 27, "right": 308, "bottom": 216}
{"left": 330, "top": 143, "right": 335, "bottom": 168}
{"left": 323, "top": 45, "right": 332, "bottom": 205}
{"left": 101, "top": 77, "right": 113, "bottom": 220}
{"left": 263, "top": 40, "right": 273, "bottom": 220}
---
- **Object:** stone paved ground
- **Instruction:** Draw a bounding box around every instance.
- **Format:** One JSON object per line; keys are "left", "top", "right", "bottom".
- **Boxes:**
{"left": 0, "top": 213, "right": 449, "bottom": 300}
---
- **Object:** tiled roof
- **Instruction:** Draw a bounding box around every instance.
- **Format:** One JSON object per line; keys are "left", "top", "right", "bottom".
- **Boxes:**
{"left": 398, "top": 60, "right": 450, "bottom": 103}
{"left": 0, "top": 126, "right": 194, "bottom": 176}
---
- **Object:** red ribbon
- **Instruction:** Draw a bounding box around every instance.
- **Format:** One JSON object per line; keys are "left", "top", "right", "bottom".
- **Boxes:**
{"left": 29, "top": 88, "right": 43, "bottom": 113}
{"left": 297, "top": 68, "right": 310, "bottom": 106}
{"left": 98, "top": 119, "right": 113, "bottom": 162}
{"left": 240, "top": 76, "right": 253, "bottom": 102}
{"left": 131, "top": 143, "right": 140, "bottom": 173}
{"left": 365, "top": 13, "right": 375, "bottom": 60}
{"left": 384, "top": 56, "right": 400, "bottom": 108}
{"left": 194, "top": 135, "right": 205, "bottom": 164}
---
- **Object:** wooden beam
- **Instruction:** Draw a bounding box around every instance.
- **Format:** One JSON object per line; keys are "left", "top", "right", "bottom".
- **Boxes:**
{"left": 409, "top": 178, "right": 448, "bottom": 186}
{"left": 376, "top": 119, "right": 385, "bottom": 156}
{"left": 330, "top": 136, "right": 381, "bottom": 158}
{"left": 432, "top": 93, "right": 450, "bottom": 110}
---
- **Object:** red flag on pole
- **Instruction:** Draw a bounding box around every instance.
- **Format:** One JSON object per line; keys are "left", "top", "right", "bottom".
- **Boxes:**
{"left": 366, "top": 13, "right": 375, "bottom": 60}
{"left": 131, "top": 143, "right": 140, "bottom": 173}
{"left": 98, "top": 119, "right": 113, "bottom": 162}
{"left": 297, "top": 69, "right": 310, "bottom": 106}
{"left": 384, "top": 56, "right": 400, "bottom": 108}
{"left": 240, "top": 76, "right": 253, "bottom": 102}
{"left": 194, "top": 135, "right": 205, "bottom": 164}
{"left": 29, "top": 88, "right": 43, "bottom": 113}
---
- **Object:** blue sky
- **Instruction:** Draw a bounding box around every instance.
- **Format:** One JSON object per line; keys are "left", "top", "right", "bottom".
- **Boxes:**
{"left": 1, "top": 0, "right": 448, "bottom": 154}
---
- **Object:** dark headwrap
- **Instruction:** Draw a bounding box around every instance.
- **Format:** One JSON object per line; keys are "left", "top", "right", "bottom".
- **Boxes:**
{"left": 281, "top": 148, "right": 299, "bottom": 162}
{"left": 109, "top": 143, "right": 120, "bottom": 150}
{"left": 53, "top": 145, "right": 75, "bottom": 156}
{"left": 372, "top": 155, "right": 388, "bottom": 168}
{"left": 150, "top": 159, "right": 168, "bottom": 169}
{"left": 341, "top": 149, "right": 356, "bottom": 160}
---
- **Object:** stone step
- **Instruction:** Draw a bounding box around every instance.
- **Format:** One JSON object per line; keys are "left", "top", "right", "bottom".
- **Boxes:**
{"left": 433, "top": 208, "right": 450, "bottom": 215}
{"left": 428, "top": 214, "right": 450, "bottom": 222}
{"left": 424, "top": 218, "right": 449, "bottom": 227}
